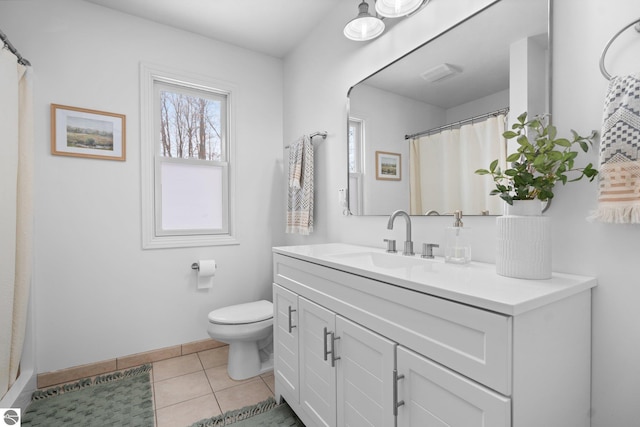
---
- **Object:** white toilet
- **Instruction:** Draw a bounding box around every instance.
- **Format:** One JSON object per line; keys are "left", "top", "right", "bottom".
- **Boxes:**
{"left": 207, "top": 300, "right": 274, "bottom": 380}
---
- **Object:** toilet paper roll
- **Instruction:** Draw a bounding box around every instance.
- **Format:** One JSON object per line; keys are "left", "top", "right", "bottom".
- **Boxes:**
{"left": 197, "top": 259, "right": 216, "bottom": 290}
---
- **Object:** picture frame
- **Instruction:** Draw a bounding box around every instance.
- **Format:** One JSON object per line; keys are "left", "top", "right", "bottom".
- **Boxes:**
{"left": 51, "top": 104, "right": 126, "bottom": 161}
{"left": 375, "top": 151, "right": 401, "bottom": 180}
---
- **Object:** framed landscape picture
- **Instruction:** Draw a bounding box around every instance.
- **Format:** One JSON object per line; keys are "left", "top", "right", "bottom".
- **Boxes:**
{"left": 375, "top": 151, "right": 401, "bottom": 180}
{"left": 51, "top": 104, "right": 126, "bottom": 161}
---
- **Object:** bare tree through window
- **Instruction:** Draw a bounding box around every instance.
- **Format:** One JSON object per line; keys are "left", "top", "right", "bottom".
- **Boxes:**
{"left": 159, "top": 90, "right": 223, "bottom": 161}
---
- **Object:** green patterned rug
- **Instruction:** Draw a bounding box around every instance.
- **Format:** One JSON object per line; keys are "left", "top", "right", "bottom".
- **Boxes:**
{"left": 190, "top": 397, "right": 305, "bottom": 427}
{"left": 22, "top": 364, "right": 154, "bottom": 427}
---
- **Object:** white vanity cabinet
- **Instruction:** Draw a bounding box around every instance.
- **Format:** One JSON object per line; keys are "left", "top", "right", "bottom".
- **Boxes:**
{"left": 274, "top": 284, "right": 396, "bottom": 427}
{"left": 273, "top": 284, "right": 299, "bottom": 403}
{"left": 298, "top": 297, "right": 336, "bottom": 426}
{"left": 336, "top": 315, "right": 395, "bottom": 427}
{"left": 273, "top": 244, "right": 596, "bottom": 427}
{"left": 396, "top": 346, "right": 510, "bottom": 426}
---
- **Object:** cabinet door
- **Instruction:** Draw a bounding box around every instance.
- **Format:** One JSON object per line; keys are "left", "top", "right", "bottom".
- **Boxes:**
{"left": 397, "top": 346, "right": 510, "bottom": 427}
{"left": 299, "top": 297, "right": 337, "bottom": 427}
{"left": 336, "top": 316, "right": 396, "bottom": 427}
{"left": 273, "top": 284, "right": 299, "bottom": 404}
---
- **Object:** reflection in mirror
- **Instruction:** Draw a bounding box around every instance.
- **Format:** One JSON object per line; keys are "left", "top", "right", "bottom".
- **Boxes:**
{"left": 347, "top": 0, "right": 550, "bottom": 216}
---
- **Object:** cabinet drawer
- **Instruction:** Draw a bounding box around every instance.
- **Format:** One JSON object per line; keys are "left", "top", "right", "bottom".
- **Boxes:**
{"left": 274, "top": 254, "right": 512, "bottom": 395}
{"left": 397, "top": 346, "right": 510, "bottom": 427}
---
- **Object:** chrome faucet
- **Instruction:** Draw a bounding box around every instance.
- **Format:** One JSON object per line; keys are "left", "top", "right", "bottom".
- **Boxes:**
{"left": 387, "top": 210, "right": 414, "bottom": 256}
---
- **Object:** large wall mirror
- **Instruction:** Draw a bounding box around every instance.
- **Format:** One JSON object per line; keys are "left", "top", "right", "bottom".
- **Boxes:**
{"left": 347, "top": 0, "right": 550, "bottom": 216}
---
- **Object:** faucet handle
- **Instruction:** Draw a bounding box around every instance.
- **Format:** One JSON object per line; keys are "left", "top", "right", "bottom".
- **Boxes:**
{"left": 421, "top": 243, "right": 439, "bottom": 259}
{"left": 384, "top": 239, "right": 397, "bottom": 253}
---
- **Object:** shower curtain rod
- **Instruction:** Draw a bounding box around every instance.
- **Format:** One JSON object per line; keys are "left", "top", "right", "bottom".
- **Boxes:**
{"left": 0, "top": 28, "right": 31, "bottom": 66}
{"left": 284, "top": 131, "right": 328, "bottom": 149}
{"left": 404, "top": 107, "right": 509, "bottom": 140}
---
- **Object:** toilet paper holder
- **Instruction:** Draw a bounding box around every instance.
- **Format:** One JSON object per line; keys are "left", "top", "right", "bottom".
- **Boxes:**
{"left": 191, "top": 261, "right": 217, "bottom": 271}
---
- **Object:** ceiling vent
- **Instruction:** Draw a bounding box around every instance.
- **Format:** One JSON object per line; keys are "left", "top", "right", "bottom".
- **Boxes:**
{"left": 420, "top": 63, "right": 461, "bottom": 83}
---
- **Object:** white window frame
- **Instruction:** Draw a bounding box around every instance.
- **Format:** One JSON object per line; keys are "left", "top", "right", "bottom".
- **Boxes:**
{"left": 348, "top": 116, "right": 365, "bottom": 215}
{"left": 348, "top": 117, "right": 364, "bottom": 174}
{"left": 140, "top": 63, "right": 237, "bottom": 249}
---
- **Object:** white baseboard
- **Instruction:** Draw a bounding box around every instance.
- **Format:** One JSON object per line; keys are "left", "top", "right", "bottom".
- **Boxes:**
{"left": 0, "top": 369, "right": 36, "bottom": 411}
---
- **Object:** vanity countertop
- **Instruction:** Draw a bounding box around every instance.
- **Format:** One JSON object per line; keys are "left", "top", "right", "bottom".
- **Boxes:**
{"left": 273, "top": 243, "right": 597, "bottom": 316}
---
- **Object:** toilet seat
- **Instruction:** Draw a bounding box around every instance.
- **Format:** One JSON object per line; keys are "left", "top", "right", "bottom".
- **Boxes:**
{"left": 208, "top": 300, "right": 273, "bottom": 325}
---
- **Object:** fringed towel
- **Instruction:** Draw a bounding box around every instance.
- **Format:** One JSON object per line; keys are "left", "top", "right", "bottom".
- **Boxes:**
{"left": 286, "top": 135, "right": 314, "bottom": 234}
{"left": 589, "top": 73, "right": 640, "bottom": 223}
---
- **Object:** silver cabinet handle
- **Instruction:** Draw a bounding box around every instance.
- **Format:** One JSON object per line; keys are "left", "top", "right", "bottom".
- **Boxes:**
{"left": 323, "top": 327, "right": 341, "bottom": 367}
{"left": 393, "top": 369, "right": 405, "bottom": 416}
{"left": 323, "top": 327, "right": 330, "bottom": 361}
{"left": 288, "top": 306, "right": 297, "bottom": 333}
{"left": 330, "top": 332, "right": 341, "bottom": 367}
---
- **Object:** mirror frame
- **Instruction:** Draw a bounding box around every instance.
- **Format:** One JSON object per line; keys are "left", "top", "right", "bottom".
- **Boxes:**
{"left": 346, "top": 0, "right": 552, "bottom": 217}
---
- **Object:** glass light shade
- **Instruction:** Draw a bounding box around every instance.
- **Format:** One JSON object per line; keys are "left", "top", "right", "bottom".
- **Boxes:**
{"left": 375, "top": 0, "right": 423, "bottom": 18}
{"left": 344, "top": 16, "right": 385, "bottom": 41}
{"left": 344, "top": 1, "right": 385, "bottom": 41}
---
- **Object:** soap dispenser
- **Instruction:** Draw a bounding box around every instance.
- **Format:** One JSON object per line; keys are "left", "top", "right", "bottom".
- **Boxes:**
{"left": 445, "top": 210, "right": 471, "bottom": 264}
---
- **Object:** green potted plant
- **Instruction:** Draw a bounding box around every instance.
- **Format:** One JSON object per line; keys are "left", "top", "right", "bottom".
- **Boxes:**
{"left": 475, "top": 112, "right": 598, "bottom": 279}
{"left": 475, "top": 112, "right": 598, "bottom": 207}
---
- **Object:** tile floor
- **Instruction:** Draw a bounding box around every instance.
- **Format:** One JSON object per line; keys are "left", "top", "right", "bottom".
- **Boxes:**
{"left": 151, "top": 346, "right": 275, "bottom": 427}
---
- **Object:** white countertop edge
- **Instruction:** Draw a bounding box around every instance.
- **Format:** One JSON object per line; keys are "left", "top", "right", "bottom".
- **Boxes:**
{"left": 273, "top": 243, "right": 597, "bottom": 316}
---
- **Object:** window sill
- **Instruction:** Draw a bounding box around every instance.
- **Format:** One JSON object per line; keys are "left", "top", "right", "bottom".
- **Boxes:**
{"left": 142, "top": 233, "right": 239, "bottom": 249}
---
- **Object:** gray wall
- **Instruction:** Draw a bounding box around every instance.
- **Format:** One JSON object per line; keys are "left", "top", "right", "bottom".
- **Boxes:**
{"left": 0, "top": 0, "right": 285, "bottom": 373}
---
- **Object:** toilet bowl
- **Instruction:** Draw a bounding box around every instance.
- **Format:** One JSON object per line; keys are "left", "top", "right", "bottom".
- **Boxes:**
{"left": 207, "top": 300, "right": 274, "bottom": 380}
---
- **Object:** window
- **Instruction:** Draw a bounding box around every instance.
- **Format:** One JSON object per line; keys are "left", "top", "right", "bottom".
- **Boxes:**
{"left": 348, "top": 117, "right": 363, "bottom": 174}
{"left": 141, "top": 64, "right": 237, "bottom": 248}
{"left": 348, "top": 117, "right": 364, "bottom": 215}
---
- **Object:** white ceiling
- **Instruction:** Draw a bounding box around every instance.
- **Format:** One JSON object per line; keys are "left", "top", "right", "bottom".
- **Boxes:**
{"left": 83, "top": 0, "right": 549, "bottom": 110}
{"left": 84, "top": 0, "right": 343, "bottom": 58}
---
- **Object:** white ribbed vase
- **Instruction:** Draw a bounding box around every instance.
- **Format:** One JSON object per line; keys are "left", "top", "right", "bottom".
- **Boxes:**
{"left": 496, "top": 200, "right": 551, "bottom": 280}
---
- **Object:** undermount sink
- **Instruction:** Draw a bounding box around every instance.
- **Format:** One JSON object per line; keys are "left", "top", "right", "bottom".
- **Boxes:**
{"left": 327, "top": 250, "right": 441, "bottom": 270}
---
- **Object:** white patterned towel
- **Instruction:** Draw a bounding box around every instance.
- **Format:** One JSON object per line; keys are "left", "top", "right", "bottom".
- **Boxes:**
{"left": 286, "top": 135, "right": 314, "bottom": 234}
{"left": 589, "top": 73, "right": 640, "bottom": 223}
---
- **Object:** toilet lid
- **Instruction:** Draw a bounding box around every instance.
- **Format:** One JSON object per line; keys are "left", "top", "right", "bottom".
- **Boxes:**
{"left": 208, "top": 300, "right": 273, "bottom": 325}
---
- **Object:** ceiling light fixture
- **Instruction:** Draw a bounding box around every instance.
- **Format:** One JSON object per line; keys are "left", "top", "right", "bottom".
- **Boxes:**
{"left": 375, "top": 0, "right": 427, "bottom": 18}
{"left": 344, "top": 0, "right": 430, "bottom": 41}
{"left": 343, "top": 1, "right": 385, "bottom": 42}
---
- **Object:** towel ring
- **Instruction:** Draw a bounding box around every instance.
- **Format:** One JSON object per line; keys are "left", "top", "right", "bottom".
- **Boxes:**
{"left": 599, "top": 18, "right": 640, "bottom": 80}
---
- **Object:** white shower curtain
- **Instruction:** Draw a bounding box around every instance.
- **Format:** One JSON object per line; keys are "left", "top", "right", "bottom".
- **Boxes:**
{"left": 0, "top": 48, "right": 34, "bottom": 399}
{"left": 410, "top": 115, "right": 506, "bottom": 216}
